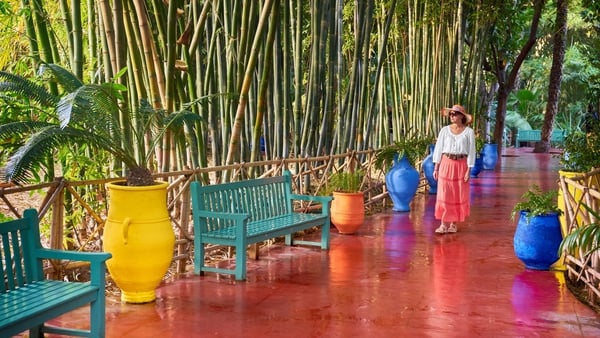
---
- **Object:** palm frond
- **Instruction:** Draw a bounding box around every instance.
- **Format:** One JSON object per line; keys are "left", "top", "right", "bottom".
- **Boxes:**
{"left": 164, "top": 110, "right": 205, "bottom": 136}
{"left": 0, "top": 71, "right": 58, "bottom": 107}
{"left": 38, "top": 64, "right": 84, "bottom": 93}
{"left": 56, "top": 84, "right": 123, "bottom": 139}
{"left": 142, "top": 109, "right": 205, "bottom": 164}
{"left": 3, "top": 125, "right": 137, "bottom": 184}
{"left": 0, "top": 121, "right": 57, "bottom": 142}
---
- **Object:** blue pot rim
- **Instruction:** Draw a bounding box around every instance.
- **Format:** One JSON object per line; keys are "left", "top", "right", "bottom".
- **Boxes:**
{"left": 519, "top": 210, "right": 560, "bottom": 218}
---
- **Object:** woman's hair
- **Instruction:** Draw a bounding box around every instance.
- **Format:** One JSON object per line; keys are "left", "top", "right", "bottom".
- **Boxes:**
{"left": 461, "top": 115, "right": 467, "bottom": 124}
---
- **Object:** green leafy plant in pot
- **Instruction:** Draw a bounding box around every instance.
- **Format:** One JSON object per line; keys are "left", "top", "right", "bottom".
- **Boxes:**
{"left": 511, "top": 185, "right": 563, "bottom": 270}
{"left": 327, "top": 170, "right": 365, "bottom": 235}
{"left": 557, "top": 125, "right": 600, "bottom": 233}
{"left": 375, "top": 133, "right": 429, "bottom": 212}
{"left": 0, "top": 64, "right": 204, "bottom": 303}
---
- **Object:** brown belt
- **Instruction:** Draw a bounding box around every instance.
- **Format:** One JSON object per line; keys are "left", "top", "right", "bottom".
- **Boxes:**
{"left": 444, "top": 153, "right": 467, "bottom": 160}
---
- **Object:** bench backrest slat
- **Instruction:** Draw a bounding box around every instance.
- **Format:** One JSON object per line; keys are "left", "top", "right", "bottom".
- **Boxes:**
{"left": 1, "top": 209, "right": 43, "bottom": 294}
{"left": 517, "top": 129, "right": 565, "bottom": 141}
{"left": 191, "top": 172, "right": 294, "bottom": 233}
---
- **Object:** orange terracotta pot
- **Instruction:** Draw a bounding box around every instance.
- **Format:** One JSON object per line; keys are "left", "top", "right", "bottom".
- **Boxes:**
{"left": 331, "top": 191, "right": 365, "bottom": 234}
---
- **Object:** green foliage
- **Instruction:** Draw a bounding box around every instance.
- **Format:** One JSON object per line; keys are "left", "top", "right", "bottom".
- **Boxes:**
{"left": 560, "top": 124, "right": 600, "bottom": 173}
{"left": 374, "top": 133, "right": 430, "bottom": 171}
{"left": 0, "top": 212, "right": 13, "bottom": 222}
{"left": 511, "top": 185, "right": 562, "bottom": 221}
{"left": 559, "top": 203, "right": 600, "bottom": 256}
{"left": 475, "top": 134, "right": 485, "bottom": 154}
{"left": 0, "top": 64, "right": 205, "bottom": 186}
{"left": 506, "top": 89, "right": 541, "bottom": 129}
{"left": 324, "top": 170, "right": 364, "bottom": 194}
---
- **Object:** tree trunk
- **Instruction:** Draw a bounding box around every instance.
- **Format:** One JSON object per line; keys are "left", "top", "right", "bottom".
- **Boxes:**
{"left": 492, "top": 0, "right": 545, "bottom": 157}
{"left": 534, "top": 0, "right": 568, "bottom": 153}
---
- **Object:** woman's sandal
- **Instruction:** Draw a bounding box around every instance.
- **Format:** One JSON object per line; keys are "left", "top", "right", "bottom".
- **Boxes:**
{"left": 447, "top": 223, "right": 457, "bottom": 233}
{"left": 435, "top": 224, "right": 448, "bottom": 234}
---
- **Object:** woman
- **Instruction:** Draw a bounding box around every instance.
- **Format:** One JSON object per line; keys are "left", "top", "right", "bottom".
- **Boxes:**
{"left": 432, "top": 104, "right": 476, "bottom": 234}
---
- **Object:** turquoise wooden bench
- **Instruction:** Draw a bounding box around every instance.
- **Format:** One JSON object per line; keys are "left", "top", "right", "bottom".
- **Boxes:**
{"left": 0, "top": 209, "right": 111, "bottom": 338}
{"left": 515, "top": 129, "right": 566, "bottom": 148}
{"left": 191, "top": 170, "right": 333, "bottom": 280}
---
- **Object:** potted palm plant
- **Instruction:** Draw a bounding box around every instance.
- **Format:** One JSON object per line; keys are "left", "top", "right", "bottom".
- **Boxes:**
{"left": 557, "top": 127, "right": 600, "bottom": 232}
{"left": 511, "top": 185, "right": 563, "bottom": 270}
{"left": 375, "top": 133, "right": 429, "bottom": 212}
{"left": 0, "top": 65, "right": 203, "bottom": 303}
{"left": 326, "top": 169, "right": 365, "bottom": 235}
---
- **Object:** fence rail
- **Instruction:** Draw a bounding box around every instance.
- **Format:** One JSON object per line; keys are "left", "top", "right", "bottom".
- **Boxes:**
{"left": 1, "top": 150, "right": 428, "bottom": 278}
{"left": 560, "top": 168, "right": 600, "bottom": 303}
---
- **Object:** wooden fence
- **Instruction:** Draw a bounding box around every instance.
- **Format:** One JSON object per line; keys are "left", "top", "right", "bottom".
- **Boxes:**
{"left": 560, "top": 168, "right": 600, "bottom": 303}
{"left": 0, "top": 150, "right": 429, "bottom": 278}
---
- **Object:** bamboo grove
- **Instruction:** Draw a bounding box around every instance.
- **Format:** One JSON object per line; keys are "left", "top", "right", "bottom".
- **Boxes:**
{"left": 0, "top": 0, "right": 504, "bottom": 181}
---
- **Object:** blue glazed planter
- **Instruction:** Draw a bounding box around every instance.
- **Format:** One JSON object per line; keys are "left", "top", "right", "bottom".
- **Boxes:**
{"left": 470, "top": 155, "right": 483, "bottom": 177}
{"left": 482, "top": 143, "right": 498, "bottom": 170}
{"left": 386, "top": 154, "right": 420, "bottom": 212}
{"left": 422, "top": 144, "right": 437, "bottom": 194}
{"left": 513, "top": 211, "right": 562, "bottom": 270}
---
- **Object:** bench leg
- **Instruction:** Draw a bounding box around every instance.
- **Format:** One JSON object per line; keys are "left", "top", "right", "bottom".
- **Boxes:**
{"left": 284, "top": 234, "right": 293, "bottom": 246}
{"left": 235, "top": 246, "right": 247, "bottom": 280}
{"left": 321, "top": 220, "right": 331, "bottom": 250}
{"left": 90, "top": 296, "right": 106, "bottom": 338}
{"left": 194, "top": 242, "right": 206, "bottom": 275}
{"left": 29, "top": 325, "right": 43, "bottom": 338}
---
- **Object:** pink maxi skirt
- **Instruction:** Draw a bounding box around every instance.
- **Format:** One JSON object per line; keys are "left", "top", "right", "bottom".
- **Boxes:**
{"left": 435, "top": 156, "right": 470, "bottom": 223}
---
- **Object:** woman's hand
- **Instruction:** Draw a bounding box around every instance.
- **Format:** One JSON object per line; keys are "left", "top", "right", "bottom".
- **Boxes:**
{"left": 433, "top": 171, "right": 438, "bottom": 180}
{"left": 464, "top": 170, "right": 470, "bottom": 182}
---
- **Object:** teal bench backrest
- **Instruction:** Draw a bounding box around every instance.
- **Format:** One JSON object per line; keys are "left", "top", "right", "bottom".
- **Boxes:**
{"left": 517, "top": 129, "right": 565, "bottom": 141}
{"left": 0, "top": 209, "right": 44, "bottom": 293}
{"left": 550, "top": 129, "right": 566, "bottom": 141}
{"left": 191, "top": 172, "right": 294, "bottom": 233}
{"left": 518, "top": 130, "right": 541, "bottom": 140}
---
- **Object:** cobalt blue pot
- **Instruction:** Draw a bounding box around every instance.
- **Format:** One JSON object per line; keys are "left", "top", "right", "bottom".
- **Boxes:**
{"left": 482, "top": 143, "right": 498, "bottom": 170}
{"left": 386, "top": 154, "right": 420, "bottom": 212}
{"left": 422, "top": 144, "right": 437, "bottom": 194}
{"left": 470, "top": 155, "right": 483, "bottom": 177}
{"left": 513, "top": 211, "right": 562, "bottom": 270}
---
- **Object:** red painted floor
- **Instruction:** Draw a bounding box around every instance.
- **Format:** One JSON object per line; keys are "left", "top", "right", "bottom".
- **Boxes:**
{"left": 19, "top": 148, "right": 600, "bottom": 337}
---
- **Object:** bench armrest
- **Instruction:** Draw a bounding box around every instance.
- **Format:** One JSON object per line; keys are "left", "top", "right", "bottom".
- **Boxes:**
{"left": 290, "top": 194, "right": 332, "bottom": 204}
{"left": 195, "top": 210, "right": 250, "bottom": 222}
{"left": 34, "top": 248, "right": 112, "bottom": 285}
{"left": 290, "top": 194, "right": 332, "bottom": 215}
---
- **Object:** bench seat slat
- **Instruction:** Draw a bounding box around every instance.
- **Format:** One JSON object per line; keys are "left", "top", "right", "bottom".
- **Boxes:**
{"left": 199, "top": 213, "right": 328, "bottom": 242}
{"left": 0, "top": 280, "right": 100, "bottom": 337}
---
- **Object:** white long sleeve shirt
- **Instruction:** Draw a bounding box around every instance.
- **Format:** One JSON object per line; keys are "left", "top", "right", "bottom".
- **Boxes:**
{"left": 432, "top": 125, "right": 476, "bottom": 167}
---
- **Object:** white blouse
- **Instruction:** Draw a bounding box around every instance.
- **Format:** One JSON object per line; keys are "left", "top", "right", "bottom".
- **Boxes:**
{"left": 432, "top": 125, "right": 476, "bottom": 167}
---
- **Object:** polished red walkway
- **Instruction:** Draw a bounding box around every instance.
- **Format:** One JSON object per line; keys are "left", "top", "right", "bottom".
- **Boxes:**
{"left": 36, "top": 148, "right": 600, "bottom": 337}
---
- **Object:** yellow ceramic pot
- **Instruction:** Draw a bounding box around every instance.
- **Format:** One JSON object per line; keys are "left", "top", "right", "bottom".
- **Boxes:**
{"left": 558, "top": 170, "right": 600, "bottom": 236}
{"left": 104, "top": 181, "right": 175, "bottom": 303}
{"left": 558, "top": 170, "right": 582, "bottom": 237}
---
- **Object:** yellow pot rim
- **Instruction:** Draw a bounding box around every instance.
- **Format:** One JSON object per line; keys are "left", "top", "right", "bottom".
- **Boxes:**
{"left": 107, "top": 180, "right": 169, "bottom": 191}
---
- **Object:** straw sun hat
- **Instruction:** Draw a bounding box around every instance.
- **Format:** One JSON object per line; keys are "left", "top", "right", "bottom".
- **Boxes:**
{"left": 442, "top": 104, "right": 472, "bottom": 124}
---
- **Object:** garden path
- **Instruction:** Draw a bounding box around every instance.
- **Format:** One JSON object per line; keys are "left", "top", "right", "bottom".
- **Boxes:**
{"left": 24, "top": 147, "right": 600, "bottom": 337}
